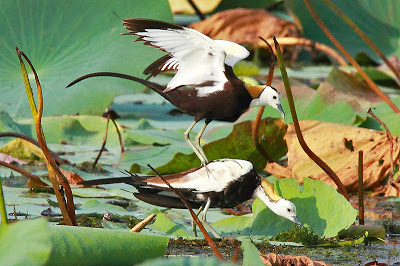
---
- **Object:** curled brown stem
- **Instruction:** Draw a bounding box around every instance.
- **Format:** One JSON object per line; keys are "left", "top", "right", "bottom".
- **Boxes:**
{"left": 303, "top": 0, "right": 399, "bottom": 113}
{"left": 147, "top": 164, "right": 224, "bottom": 261}
{"left": 16, "top": 48, "right": 76, "bottom": 225}
{"left": 273, "top": 37, "right": 349, "bottom": 200}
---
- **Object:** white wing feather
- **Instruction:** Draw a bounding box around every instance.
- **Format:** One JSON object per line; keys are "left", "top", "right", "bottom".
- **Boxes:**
{"left": 135, "top": 27, "right": 249, "bottom": 91}
{"left": 147, "top": 159, "right": 254, "bottom": 193}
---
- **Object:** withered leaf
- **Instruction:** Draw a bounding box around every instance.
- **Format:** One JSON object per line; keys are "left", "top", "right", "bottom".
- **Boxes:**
{"left": 260, "top": 252, "right": 330, "bottom": 266}
{"left": 60, "top": 168, "right": 85, "bottom": 185}
{"left": 189, "top": 8, "right": 300, "bottom": 45}
{"left": 265, "top": 120, "right": 399, "bottom": 191}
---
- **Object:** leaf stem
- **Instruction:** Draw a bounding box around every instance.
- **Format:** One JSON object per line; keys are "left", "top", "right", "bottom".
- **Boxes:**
{"left": 273, "top": 37, "right": 349, "bottom": 200}
{"left": 358, "top": 150, "right": 364, "bottom": 225}
{"left": 252, "top": 37, "right": 277, "bottom": 162}
{"left": 0, "top": 177, "right": 8, "bottom": 225}
{"left": 367, "top": 108, "right": 395, "bottom": 183}
{"left": 16, "top": 48, "right": 77, "bottom": 225}
{"left": 303, "top": 0, "right": 399, "bottom": 113}
{"left": 147, "top": 164, "right": 225, "bottom": 261}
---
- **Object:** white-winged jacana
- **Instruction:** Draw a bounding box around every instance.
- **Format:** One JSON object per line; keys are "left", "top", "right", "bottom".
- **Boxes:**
{"left": 79, "top": 159, "right": 300, "bottom": 238}
{"left": 67, "top": 19, "right": 285, "bottom": 167}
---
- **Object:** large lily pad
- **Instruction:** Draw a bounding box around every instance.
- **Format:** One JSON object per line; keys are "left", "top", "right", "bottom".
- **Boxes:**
{"left": 152, "top": 118, "right": 288, "bottom": 174}
{"left": 0, "top": 218, "right": 169, "bottom": 265}
{"left": 0, "top": 0, "right": 172, "bottom": 118}
{"left": 213, "top": 177, "right": 356, "bottom": 238}
{"left": 285, "top": 0, "right": 400, "bottom": 62}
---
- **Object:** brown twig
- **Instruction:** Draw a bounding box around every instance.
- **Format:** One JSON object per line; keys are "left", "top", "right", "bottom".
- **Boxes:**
{"left": 147, "top": 164, "right": 224, "bottom": 261}
{"left": 0, "top": 132, "right": 66, "bottom": 166}
{"left": 252, "top": 37, "right": 276, "bottom": 162}
{"left": 0, "top": 160, "right": 47, "bottom": 187}
{"left": 358, "top": 150, "right": 364, "bottom": 225}
{"left": 303, "top": 0, "right": 399, "bottom": 113}
{"left": 367, "top": 108, "right": 395, "bottom": 182}
{"left": 258, "top": 36, "right": 348, "bottom": 66}
{"left": 187, "top": 0, "right": 205, "bottom": 20}
{"left": 231, "top": 239, "right": 240, "bottom": 264}
{"left": 130, "top": 213, "right": 156, "bottom": 232}
{"left": 93, "top": 115, "right": 110, "bottom": 168}
{"left": 16, "top": 48, "right": 77, "bottom": 225}
{"left": 111, "top": 118, "right": 124, "bottom": 153}
{"left": 321, "top": 0, "right": 400, "bottom": 85}
{"left": 273, "top": 37, "right": 349, "bottom": 200}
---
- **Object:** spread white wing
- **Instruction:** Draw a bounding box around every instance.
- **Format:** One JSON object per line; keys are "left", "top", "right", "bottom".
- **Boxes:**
{"left": 123, "top": 19, "right": 249, "bottom": 92}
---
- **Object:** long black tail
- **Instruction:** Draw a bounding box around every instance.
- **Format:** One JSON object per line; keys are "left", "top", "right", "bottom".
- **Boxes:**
{"left": 66, "top": 72, "right": 167, "bottom": 98}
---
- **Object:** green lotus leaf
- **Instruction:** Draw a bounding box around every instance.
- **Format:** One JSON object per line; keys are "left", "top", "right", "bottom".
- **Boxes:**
{"left": 0, "top": 0, "right": 172, "bottom": 118}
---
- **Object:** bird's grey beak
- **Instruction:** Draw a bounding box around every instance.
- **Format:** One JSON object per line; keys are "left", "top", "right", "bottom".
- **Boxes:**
{"left": 276, "top": 104, "right": 285, "bottom": 119}
{"left": 292, "top": 216, "right": 302, "bottom": 226}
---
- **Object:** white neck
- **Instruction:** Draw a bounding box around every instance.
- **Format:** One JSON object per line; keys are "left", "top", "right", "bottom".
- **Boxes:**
{"left": 252, "top": 185, "right": 280, "bottom": 215}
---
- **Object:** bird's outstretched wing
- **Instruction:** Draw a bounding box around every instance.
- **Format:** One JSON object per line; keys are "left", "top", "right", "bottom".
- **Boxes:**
{"left": 122, "top": 18, "right": 249, "bottom": 92}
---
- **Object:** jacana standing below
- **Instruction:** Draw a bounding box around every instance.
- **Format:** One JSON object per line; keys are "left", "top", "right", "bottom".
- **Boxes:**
{"left": 79, "top": 159, "right": 300, "bottom": 238}
{"left": 67, "top": 18, "right": 285, "bottom": 167}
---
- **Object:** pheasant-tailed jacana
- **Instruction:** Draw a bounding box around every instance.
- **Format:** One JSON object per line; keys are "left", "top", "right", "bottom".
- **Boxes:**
{"left": 67, "top": 19, "right": 285, "bottom": 166}
{"left": 79, "top": 159, "right": 300, "bottom": 238}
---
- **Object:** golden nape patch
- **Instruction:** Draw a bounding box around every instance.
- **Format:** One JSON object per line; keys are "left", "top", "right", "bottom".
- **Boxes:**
{"left": 260, "top": 177, "right": 282, "bottom": 202}
{"left": 245, "top": 85, "right": 265, "bottom": 99}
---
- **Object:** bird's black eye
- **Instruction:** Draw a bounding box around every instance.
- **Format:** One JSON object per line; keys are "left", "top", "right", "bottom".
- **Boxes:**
{"left": 287, "top": 208, "right": 291, "bottom": 212}
{"left": 273, "top": 96, "right": 277, "bottom": 100}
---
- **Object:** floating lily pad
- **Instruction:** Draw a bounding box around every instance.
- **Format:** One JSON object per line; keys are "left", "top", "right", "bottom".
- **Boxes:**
{"left": 213, "top": 177, "right": 356, "bottom": 238}
{"left": 0, "top": 0, "right": 172, "bottom": 118}
{"left": 153, "top": 118, "right": 288, "bottom": 174}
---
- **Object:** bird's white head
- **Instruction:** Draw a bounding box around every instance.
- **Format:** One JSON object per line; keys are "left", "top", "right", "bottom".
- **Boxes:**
{"left": 272, "top": 198, "right": 301, "bottom": 225}
{"left": 253, "top": 184, "right": 301, "bottom": 225}
{"left": 247, "top": 85, "right": 285, "bottom": 119}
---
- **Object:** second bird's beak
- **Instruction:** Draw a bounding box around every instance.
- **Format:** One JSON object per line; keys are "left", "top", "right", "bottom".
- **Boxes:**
{"left": 292, "top": 216, "right": 302, "bottom": 226}
{"left": 276, "top": 104, "right": 285, "bottom": 119}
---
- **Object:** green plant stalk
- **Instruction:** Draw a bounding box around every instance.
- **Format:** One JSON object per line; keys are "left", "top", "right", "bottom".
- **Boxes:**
{"left": 16, "top": 50, "right": 38, "bottom": 118}
{"left": 273, "top": 36, "right": 349, "bottom": 200}
{"left": 16, "top": 48, "right": 76, "bottom": 225}
{"left": 0, "top": 177, "right": 8, "bottom": 225}
{"left": 303, "top": 0, "right": 399, "bottom": 113}
{"left": 321, "top": 0, "right": 400, "bottom": 85}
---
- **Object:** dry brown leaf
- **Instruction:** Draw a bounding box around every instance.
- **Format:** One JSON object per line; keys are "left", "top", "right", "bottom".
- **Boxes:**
{"left": 189, "top": 8, "right": 300, "bottom": 45}
{"left": 260, "top": 252, "right": 330, "bottom": 266}
{"left": 383, "top": 180, "right": 400, "bottom": 197}
{"left": 60, "top": 168, "right": 85, "bottom": 185}
{"left": 168, "top": 0, "right": 221, "bottom": 14}
{"left": 265, "top": 120, "right": 399, "bottom": 191}
{"left": 0, "top": 152, "right": 27, "bottom": 165}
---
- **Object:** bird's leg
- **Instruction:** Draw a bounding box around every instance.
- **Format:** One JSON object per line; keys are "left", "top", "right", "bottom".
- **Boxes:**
{"left": 184, "top": 120, "right": 208, "bottom": 166}
{"left": 191, "top": 204, "right": 205, "bottom": 237}
{"left": 198, "top": 198, "right": 221, "bottom": 238}
{"left": 194, "top": 122, "right": 209, "bottom": 163}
